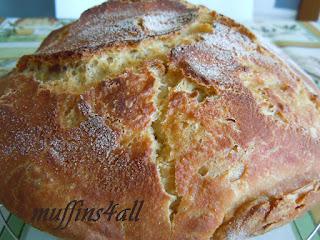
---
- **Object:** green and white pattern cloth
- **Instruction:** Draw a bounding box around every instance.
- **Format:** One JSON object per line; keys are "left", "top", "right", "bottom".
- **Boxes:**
{"left": 0, "top": 18, "right": 319, "bottom": 240}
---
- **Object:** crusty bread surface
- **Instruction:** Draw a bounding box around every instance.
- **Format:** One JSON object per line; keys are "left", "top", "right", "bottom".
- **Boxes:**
{"left": 0, "top": 1, "right": 320, "bottom": 239}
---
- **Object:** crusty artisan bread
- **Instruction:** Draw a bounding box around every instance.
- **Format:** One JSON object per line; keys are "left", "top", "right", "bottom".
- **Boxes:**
{"left": 1, "top": 1, "right": 320, "bottom": 239}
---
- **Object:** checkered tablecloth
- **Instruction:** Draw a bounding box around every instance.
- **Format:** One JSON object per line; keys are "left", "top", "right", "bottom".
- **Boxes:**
{"left": 0, "top": 17, "right": 319, "bottom": 240}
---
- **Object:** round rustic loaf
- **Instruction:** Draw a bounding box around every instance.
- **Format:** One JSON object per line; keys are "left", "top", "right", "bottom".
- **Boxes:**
{"left": 0, "top": 1, "right": 320, "bottom": 239}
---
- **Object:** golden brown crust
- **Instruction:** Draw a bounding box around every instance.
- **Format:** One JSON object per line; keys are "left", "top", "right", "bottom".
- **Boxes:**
{"left": 0, "top": 1, "right": 320, "bottom": 240}
{"left": 0, "top": 69, "right": 171, "bottom": 240}
{"left": 17, "top": 0, "right": 198, "bottom": 71}
{"left": 39, "top": 0, "right": 197, "bottom": 53}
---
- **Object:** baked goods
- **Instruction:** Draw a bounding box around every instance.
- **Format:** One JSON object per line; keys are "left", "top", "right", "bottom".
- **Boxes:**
{"left": 1, "top": 1, "right": 320, "bottom": 239}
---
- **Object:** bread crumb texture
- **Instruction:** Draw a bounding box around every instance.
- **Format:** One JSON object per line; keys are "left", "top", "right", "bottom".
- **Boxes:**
{"left": 0, "top": 1, "right": 320, "bottom": 240}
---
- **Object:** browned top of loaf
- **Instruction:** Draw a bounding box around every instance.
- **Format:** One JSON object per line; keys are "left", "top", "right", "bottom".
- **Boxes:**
{"left": 1, "top": 0, "right": 320, "bottom": 240}
{"left": 19, "top": 0, "right": 195, "bottom": 60}
{"left": 42, "top": 0, "right": 196, "bottom": 52}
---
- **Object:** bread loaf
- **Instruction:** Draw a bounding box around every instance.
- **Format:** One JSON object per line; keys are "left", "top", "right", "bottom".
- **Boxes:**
{"left": 0, "top": 1, "right": 320, "bottom": 239}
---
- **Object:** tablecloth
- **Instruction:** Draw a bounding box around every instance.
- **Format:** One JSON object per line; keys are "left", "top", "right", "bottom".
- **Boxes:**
{"left": 0, "top": 17, "right": 319, "bottom": 240}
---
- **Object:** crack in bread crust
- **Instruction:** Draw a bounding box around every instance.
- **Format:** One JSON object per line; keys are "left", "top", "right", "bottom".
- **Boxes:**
{"left": 150, "top": 65, "right": 223, "bottom": 227}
